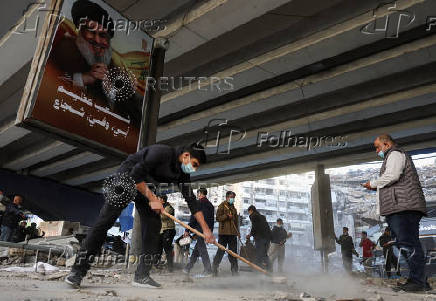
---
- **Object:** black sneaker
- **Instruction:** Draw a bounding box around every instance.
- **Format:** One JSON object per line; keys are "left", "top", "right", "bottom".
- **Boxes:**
{"left": 395, "top": 278, "right": 411, "bottom": 288}
{"left": 393, "top": 280, "right": 427, "bottom": 292}
{"left": 65, "top": 271, "right": 83, "bottom": 288}
{"left": 132, "top": 276, "right": 162, "bottom": 289}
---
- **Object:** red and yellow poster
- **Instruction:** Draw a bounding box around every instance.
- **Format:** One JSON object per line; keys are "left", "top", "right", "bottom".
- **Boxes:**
{"left": 19, "top": 0, "right": 153, "bottom": 154}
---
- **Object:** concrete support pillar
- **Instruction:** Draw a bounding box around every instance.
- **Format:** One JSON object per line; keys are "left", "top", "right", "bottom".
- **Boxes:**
{"left": 311, "top": 164, "right": 335, "bottom": 273}
{"left": 129, "top": 38, "right": 168, "bottom": 270}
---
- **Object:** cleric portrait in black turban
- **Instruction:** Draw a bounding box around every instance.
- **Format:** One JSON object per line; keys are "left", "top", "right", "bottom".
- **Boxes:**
{"left": 49, "top": 0, "right": 141, "bottom": 127}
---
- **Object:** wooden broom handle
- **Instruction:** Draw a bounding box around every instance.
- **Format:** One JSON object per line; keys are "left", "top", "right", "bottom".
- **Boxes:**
{"left": 162, "top": 210, "right": 270, "bottom": 276}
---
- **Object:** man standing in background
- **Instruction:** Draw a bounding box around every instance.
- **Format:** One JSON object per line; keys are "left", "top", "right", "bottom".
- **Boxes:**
{"left": 269, "top": 218, "right": 292, "bottom": 273}
{"left": 158, "top": 194, "right": 176, "bottom": 272}
{"left": 184, "top": 188, "right": 215, "bottom": 277}
{"left": 246, "top": 205, "right": 272, "bottom": 272}
{"left": 0, "top": 195, "right": 25, "bottom": 242}
{"left": 360, "top": 231, "right": 376, "bottom": 274}
{"left": 212, "top": 191, "right": 239, "bottom": 276}
{"left": 378, "top": 227, "right": 401, "bottom": 278}
{"left": 335, "top": 227, "right": 358, "bottom": 274}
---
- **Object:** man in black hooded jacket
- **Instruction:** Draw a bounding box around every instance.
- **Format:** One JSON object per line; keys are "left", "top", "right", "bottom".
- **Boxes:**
{"left": 65, "top": 143, "right": 215, "bottom": 289}
{"left": 246, "top": 205, "right": 272, "bottom": 271}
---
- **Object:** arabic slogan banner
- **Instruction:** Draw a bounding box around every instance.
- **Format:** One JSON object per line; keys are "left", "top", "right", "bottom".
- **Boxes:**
{"left": 18, "top": 0, "right": 153, "bottom": 154}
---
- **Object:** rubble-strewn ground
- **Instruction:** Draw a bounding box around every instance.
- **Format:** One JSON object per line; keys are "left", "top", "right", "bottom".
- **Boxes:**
{"left": 0, "top": 261, "right": 435, "bottom": 301}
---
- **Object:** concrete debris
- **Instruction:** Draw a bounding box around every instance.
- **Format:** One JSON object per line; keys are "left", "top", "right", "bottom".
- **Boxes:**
{"left": 56, "top": 256, "right": 66, "bottom": 266}
{"left": 90, "top": 271, "right": 106, "bottom": 277}
{"left": 35, "top": 262, "right": 60, "bottom": 274}
{"left": 103, "top": 290, "right": 118, "bottom": 297}
{"left": 66, "top": 254, "right": 76, "bottom": 267}
{"left": 300, "top": 292, "right": 311, "bottom": 298}
{"left": 46, "top": 271, "right": 69, "bottom": 280}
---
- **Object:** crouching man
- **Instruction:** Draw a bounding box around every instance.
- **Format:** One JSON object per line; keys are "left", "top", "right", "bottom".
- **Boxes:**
{"left": 65, "top": 143, "right": 215, "bottom": 289}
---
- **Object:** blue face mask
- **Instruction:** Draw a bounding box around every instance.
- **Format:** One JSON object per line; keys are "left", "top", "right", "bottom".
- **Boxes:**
{"left": 378, "top": 150, "right": 384, "bottom": 159}
{"left": 181, "top": 162, "right": 196, "bottom": 174}
{"left": 228, "top": 198, "right": 234, "bottom": 205}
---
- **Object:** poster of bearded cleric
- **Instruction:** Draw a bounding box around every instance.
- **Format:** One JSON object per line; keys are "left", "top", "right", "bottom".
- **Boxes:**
{"left": 18, "top": 0, "right": 153, "bottom": 154}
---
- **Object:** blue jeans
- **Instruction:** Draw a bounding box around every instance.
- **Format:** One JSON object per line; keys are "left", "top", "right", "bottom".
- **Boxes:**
{"left": 385, "top": 211, "right": 426, "bottom": 285}
{"left": 0, "top": 225, "right": 13, "bottom": 242}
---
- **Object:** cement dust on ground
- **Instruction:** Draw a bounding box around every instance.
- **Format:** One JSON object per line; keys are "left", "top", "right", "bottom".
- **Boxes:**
{"left": 0, "top": 263, "right": 435, "bottom": 301}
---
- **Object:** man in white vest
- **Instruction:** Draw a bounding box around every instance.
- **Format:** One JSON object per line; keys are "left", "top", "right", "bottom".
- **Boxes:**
{"left": 363, "top": 134, "right": 429, "bottom": 292}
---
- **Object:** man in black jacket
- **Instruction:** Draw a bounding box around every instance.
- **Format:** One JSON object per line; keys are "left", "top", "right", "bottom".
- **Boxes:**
{"left": 183, "top": 187, "right": 215, "bottom": 277}
{"left": 335, "top": 227, "right": 358, "bottom": 274}
{"left": 268, "top": 218, "right": 292, "bottom": 273}
{"left": 378, "top": 227, "right": 400, "bottom": 278}
{"left": 66, "top": 143, "right": 215, "bottom": 289}
{"left": 246, "top": 205, "right": 272, "bottom": 271}
{"left": 0, "top": 195, "right": 25, "bottom": 242}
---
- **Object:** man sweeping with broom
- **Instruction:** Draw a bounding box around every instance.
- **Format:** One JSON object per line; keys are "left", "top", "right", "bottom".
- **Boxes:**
{"left": 65, "top": 143, "right": 215, "bottom": 289}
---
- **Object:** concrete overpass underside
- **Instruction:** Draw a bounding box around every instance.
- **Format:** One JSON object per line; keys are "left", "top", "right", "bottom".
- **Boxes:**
{"left": 1, "top": 0, "right": 436, "bottom": 200}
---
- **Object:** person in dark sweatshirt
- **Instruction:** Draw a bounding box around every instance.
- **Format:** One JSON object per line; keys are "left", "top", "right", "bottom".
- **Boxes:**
{"left": 246, "top": 205, "right": 272, "bottom": 271}
{"left": 268, "top": 218, "right": 292, "bottom": 273}
{"left": 335, "top": 227, "right": 359, "bottom": 274}
{"left": 378, "top": 227, "right": 401, "bottom": 278}
{"left": 65, "top": 143, "right": 215, "bottom": 289}
{"left": 0, "top": 195, "right": 25, "bottom": 242}
{"left": 183, "top": 187, "right": 215, "bottom": 277}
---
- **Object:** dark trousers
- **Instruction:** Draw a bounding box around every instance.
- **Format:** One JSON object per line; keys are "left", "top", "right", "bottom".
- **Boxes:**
{"left": 386, "top": 211, "right": 426, "bottom": 285}
{"left": 185, "top": 236, "right": 212, "bottom": 273}
{"left": 0, "top": 225, "right": 13, "bottom": 242}
{"left": 159, "top": 229, "right": 176, "bottom": 270}
{"left": 212, "top": 235, "right": 238, "bottom": 272}
{"left": 254, "top": 238, "right": 270, "bottom": 271}
{"left": 384, "top": 248, "right": 400, "bottom": 277}
{"left": 72, "top": 195, "right": 161, "bottom": 279}
{"left": 342, "top": 253, "right": 352, "bottom": 273}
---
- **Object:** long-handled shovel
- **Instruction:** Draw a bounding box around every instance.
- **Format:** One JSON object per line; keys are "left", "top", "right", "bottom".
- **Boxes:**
{"left": 162, "top": 211, "right": 270, "bottom": 276}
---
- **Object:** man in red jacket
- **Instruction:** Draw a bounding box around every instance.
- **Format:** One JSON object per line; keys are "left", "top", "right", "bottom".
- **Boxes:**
{"left": 360, "top": 231, "right": 376, "bottom": 274}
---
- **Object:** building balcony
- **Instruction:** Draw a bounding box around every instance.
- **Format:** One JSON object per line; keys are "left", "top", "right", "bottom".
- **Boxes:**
{"left": 265, "top": 194, "right": 276, "bottom": 201}
{"left": 286, "top": 207, "right": 306, "bottom": 214}
{"left": 255, "top": 203, "right": 266, "bottom": 209}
